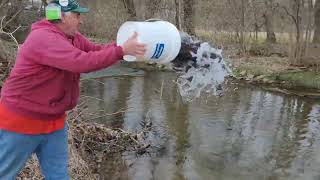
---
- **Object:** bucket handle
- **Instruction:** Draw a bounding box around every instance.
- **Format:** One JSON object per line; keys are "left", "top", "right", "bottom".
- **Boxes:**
{"left": 145, "top": 18, "right": 163, "bottom": 22}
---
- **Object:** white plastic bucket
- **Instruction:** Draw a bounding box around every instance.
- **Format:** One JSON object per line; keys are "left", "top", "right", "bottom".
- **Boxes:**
{"left": 116, "top": 20, "right": 181, "bottom": 63}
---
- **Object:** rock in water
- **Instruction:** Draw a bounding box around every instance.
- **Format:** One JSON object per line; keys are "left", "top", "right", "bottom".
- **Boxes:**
{"left": 171, "top": 32, "right": 232, "bottom": 102}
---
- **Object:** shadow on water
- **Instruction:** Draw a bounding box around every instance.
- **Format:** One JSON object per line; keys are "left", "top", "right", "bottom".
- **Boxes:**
{"left": 81, "top": 71, "right": 320, "bottom": 180}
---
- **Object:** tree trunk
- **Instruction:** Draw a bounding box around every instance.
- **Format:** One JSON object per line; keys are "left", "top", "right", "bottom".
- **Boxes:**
{"left": 145, "top": 0, "right": 156, "bottom": 19}
{"left": 183, "top": 0, "right": 195, "bottom": 35}
{"left": 123, "top": 0, "right": 177, "bottom": 22}
{"left": 174, "top": 0, "right": 181, "bottom": 29}
{"left": 291, "top": 0, "right": 303, "bottom": 63}
{"left": 240, "top": 0, "right": 246, "bottom": 55}
{"left": 313, "top": 0, "right": 320, "bottom": 43}
{"left": 264, "top": 0, "right": 276, "bottom": 43}
{"left": 122, "top": 0, "right": 137, "bottom": 20}
{"left": 252, "top": 5, "right": 259, "bottom": 42}
{"left": 304, "top": 0, "right": 313, "bottom": 56}
{"left": 145, "top": 0, "right": 176, "bottom": 22}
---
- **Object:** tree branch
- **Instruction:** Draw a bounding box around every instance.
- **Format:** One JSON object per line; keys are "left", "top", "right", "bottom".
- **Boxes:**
{"left": 3, "top": 8, "right": 23, "bottom": 29}
{"left": 0, "top": 16, "right": 20, "bottom": 47}
{"left": 275, "top": 3, "right": 297, "bottom": 24}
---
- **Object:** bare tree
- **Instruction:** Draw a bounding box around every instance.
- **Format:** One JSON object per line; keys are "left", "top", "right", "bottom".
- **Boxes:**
{"left": 313, "top": 0, "right": 320, "bottom": 43}
{"left": 183, "top": 0, "right": 195, "bottom": 35}
{"left": 145, "top": 0, "right": 177, "bottom": 23}
{"left": 264, "top": 0, "right": 277, "bottom": 43}
{"left": 145, "top": 0, "right": 157, "bottom": 19}
{"left": 304, "top": 0, "right": 313, "bottom": 56}
{"left": 122, "top": 0, "right": 137, "bottom": 20}
{"left": 0, "top": 0, "right": 25, "bottom": 31}
{"left": 122, "top": 0, "right": 177, "bottom": 23}
{"left": 277, "top": 0, "right": 304, "bottom": 62}
{"left": 250, "top": 1, "right": 264, "bottom": 41}
{"left": 240, "top": 0, "right": 247, "bottom": 55}
{"left": 174, "top": 0, "right": 182, "bottom": 29}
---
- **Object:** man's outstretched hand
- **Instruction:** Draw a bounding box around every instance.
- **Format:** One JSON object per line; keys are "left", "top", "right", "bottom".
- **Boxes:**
{"left": 121, "top": 32, "right": 146, "bottom": 58}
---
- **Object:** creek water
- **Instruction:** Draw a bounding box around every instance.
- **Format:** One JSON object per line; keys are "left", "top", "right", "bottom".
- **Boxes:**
{"left": 81, "top": 71, "right": 320, "bottom": 180}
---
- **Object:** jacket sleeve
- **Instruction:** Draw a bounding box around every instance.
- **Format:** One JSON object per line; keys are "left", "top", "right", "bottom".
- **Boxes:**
{"left": 76, "top": 32, "right": 117, "bottom": 52}
{"left": 24, "top": 31, "right": 124, "bottom": 73}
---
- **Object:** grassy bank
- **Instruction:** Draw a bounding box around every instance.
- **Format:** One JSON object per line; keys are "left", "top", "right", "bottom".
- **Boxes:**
{"left": 227, "top": 57, "right": 320, "bottom": 98}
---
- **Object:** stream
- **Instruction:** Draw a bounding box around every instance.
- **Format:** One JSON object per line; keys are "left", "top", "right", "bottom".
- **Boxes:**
{"left": 81, "top": 70, "right": 320, "bottom": 180}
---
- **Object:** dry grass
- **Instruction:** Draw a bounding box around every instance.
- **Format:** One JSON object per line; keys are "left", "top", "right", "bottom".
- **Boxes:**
{"left": 196, "top": 30, "right": 314, "bottom": 45}
{"left": 227, "top": 57, "right": 291, "bottom": 76}
{"left": 17, "top": 100, "right": 151, "bottom": 180}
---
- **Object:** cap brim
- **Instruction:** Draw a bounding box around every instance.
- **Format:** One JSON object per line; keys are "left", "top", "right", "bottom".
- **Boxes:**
{"left": 71, "top": 7, "right": 89, "bottom": 13}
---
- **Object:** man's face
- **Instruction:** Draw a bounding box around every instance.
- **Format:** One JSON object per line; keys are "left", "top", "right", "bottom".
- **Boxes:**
{"left": 61, "top": 12, "right": 82, "bottom": 36}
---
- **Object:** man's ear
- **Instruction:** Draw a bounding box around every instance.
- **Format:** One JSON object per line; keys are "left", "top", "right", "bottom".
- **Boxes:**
{"left": 60, "top": 15, "right": 66, "bottom": 23}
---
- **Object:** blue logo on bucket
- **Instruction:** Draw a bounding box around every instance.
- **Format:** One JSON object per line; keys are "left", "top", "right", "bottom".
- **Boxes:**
{"left": 151, "top": 43, "right": 165, "bottom": 59}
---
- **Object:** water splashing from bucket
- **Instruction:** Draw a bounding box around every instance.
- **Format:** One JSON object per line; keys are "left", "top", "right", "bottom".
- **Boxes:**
{"left": 171, "top": 32, "right": 232, "bottom": 102}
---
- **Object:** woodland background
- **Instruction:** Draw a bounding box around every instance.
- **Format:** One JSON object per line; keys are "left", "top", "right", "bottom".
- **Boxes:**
{"left": 0, "top": 0, "right": 320, "bottom": 66}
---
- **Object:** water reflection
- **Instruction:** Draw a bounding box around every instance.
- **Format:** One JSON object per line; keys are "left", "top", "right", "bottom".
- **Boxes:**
{"left": 81, "top": 71, "right": 320, "bottom": 180}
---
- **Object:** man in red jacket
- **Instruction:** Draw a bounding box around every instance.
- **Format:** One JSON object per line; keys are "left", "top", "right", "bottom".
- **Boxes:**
{"left": 0, "top": 0, "right": 146, "bottom": 179}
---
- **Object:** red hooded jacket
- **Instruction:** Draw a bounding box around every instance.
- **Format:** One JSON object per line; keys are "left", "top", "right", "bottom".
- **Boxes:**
{"left": 0, "top": 19, "right": 123, "bottom": 120}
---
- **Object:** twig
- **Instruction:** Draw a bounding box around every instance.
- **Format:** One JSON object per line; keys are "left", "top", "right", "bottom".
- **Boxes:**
{"left": 114, "top": 128, "right": 127, "bottom": 133}
{"left": 129, "top": 135, "right": 140, "bottom": 145}
{"left": 71, "top": 109, "right": 85, "bottom": 124}
{"left": 160, "top": 80, "right": 164, "bottom": 99}
{"left": 0, "top": 16, "right": 21, "bottom": 47}
{"left": 86, "top": 110, "right": 126, "bottom": 121}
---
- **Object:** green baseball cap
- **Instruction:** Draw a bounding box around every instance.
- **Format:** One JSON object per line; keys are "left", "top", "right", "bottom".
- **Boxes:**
{"left": 51, "top": 0, "right": 89, "bottom": 13}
